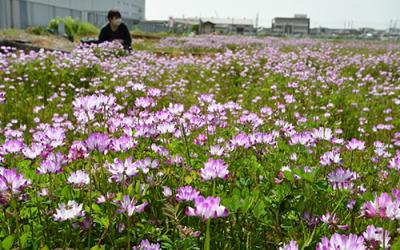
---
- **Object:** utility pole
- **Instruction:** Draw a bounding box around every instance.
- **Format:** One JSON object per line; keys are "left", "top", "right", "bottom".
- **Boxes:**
{"left": 256, "top": 13, "right": 259, "bottom": 29}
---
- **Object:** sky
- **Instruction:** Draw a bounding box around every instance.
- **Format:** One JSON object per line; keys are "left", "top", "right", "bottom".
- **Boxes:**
{"left": 146, "top": 0, "right": 400, "bottom": 30}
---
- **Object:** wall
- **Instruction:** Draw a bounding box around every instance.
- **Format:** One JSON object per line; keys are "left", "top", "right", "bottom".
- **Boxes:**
{"left": 0, "top": 0, "right": 145, "bottom": 29}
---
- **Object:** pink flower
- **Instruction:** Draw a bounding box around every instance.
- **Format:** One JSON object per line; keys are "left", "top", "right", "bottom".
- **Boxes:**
{"left": 85, "top": 132, "right": 110, "bottom": 153}
{"left": 320, "top": 150, "right": 342, "bottom": 166}
{"left": 114, "top": 195, "right": 147, "bottom": 216}
{"left": 176, "top": 186, "right": 200, "bottom": 202}
{"left": 279, "top": 240, "right": 298, "bottom": 250}
{"left": 0, "top": 168, "right": 31, "bottom": 194}
{"left": 327, "top": 168, "right": 358, "bottom": 190}
{"left": 199, "top": 158, "right": 229, "bottom": 181}
{"left": 316, "top": 233, "right": 365, "bottom": 250}
{"left": 2, "top": 139, "right": 25, "bottom": 154}
{"left": 37, "top": 152, "right": 67, "bottom": 175}
{"left": 133, "top": 239, "right": 160, "bottom": 250}
{"left": 106, "top": 157, "right": 139, "bottom": 182}
{"left": 346, "top": 138, "right": 366, "bottom": 151}
{"left": 135, "top": 97, "right": 155, "bottom": 109}
{"left": 53, "top": 200, "right": 85, "bottom": 221}
{"left": 186, "top": 196, "right": 228, "bottom": 221}
{"left": 67, "top": 170, "right": 90, "bottom": 187}
{"left": 363, "top": 225, "right": 390, "bottom": 249}
{"left": 312, "top": 127, "right": 333, "bottom": 141}
{"left": 360, "top": 192, "right": 400, "bottom": 220}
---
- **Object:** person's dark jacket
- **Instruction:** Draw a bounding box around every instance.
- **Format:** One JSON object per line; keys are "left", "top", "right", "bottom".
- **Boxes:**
{"left": 98, "top": 23, "right": 132, "bottom": 50}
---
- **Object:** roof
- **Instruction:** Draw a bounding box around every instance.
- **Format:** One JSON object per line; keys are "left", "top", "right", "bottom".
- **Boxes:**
{"left": 172, "top": 17, "right": 254, "bottom": 26}
{"left": 273, "top": 17, "right": 310, "bottom": 21}
{"left": 201, "top": 18, "right": 253, "bottom": 26}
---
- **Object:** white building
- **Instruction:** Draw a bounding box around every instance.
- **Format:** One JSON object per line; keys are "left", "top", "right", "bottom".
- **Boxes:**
{"left": 0, "top": 0, "right": 145, "bottom": 29}
{"left": 272, "top": 14, "right": 310, "bottom": 35}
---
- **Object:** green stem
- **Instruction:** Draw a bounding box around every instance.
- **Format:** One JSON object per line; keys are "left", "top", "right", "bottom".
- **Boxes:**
{"left": 88, "top": 157, "right": 93, "bottom": 248}
{"left": 204, "top": 219, "right": 211, "bottom": 250}
{"left": 127, "top": 215, "right": 131, "bottom": 249}
{"left": 180, "top": 123, "right": 192, "bottom": 167}
{"left": 11, "top": 191, "right": 22, "bottom": 249}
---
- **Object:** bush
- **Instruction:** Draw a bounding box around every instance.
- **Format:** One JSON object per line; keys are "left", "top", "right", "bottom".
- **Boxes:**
{"left": 48, "top": 16, "right": 99, "bottom": 41}
{"left": 26, "top": 26, "right": 50, "bottom": 36}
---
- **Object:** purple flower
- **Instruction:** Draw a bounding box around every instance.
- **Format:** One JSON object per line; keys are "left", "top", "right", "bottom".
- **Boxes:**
{"left": 229, "top": 132, "right": 251, "bottom": 149}
{"left": 157, "top": 122, "right": 176, "bottom": 134}
{"left": 327, "top": 168, "right": 358, "bottom": 190}
{"left": 68, "top": 141, "right": 88, "bottom": 160}
{"left": 199, "top": 158, "right": 229, "bottom": 181}
{"left": 162, "top": 186, "right": 172, "bottom": 197}
{"left": 109, "top": 136, "right": 136, "bottom": 152}
{"left": 346, "top": 138, "right": 366, "bottom": 151}
{"left": 133, "top": 239, "right": 161, "bottom": 250}
{"left": 360, "top": 192, "right": 400, "bottom": 220}
{"left": 67, "top": 170, "right": 90, "bottom": 187}
{"left": 388, "top": 154, "right": 400, "bottom": 172}
{"left": 303, "top": 211, "right": 319, "bottom": 228}
{"left": 0, "top": 91, "right": 6, "bottom": 104}
{"left": 210, "top": 145, "right": 225, "bottom": 156}
{"left": 114, "top": 195, "right": 147, "bottom": 216}
{"left": 135, "top": 96, "right": 155, "bottom": 109}
{"left": 37, "top": 152, "right": 67, "bottom": 175}
{"left": 44, "top": 126, "right": 66, "bottom": 148}
{"left": 316, "top": 233, "right": 365, "bottom": 250}
{"left": 186, "top": 196, "right": 228, "bottom": 221}
{"left": 363, "top": 225, "right": 390, "bottom": 249}
{"left": 0, "top": 168, "right": 31, "bottom": 194}
{"left": 134, "top": 157, "right": 159, "bottom": 174}
{"left": 22, "top": 143, "right": 44, "bottom": 159}
{"left": 53, "top": 200, "right": 85, "bottom": 221}
{"left": 312, "top": 127, "right": 333, "bottom": 141}
{"left": 322, "top": 212, "right": 339, "bottom": 223}
{"left": 106, "top": 157, "right": 139, "bottom": 182}
{"left": 289, "top": 132, "right": 314, "bottom": 147}
{"left": 176, "top": 186, "right": 201, "bottom": 202}
{"left": 85, "top": 132, "right": 110, "bottom": 153}
{"left": 72, "top": 94, "right": 120, "bottom": 124}
{"left": 320, "top": 150, "right": 342, "bottom": 166}
{"left": 279, "top": 240, "right": 298, "bottom": 250}
{"left": 2, "top": 139, "right": 25, "bottom": 154}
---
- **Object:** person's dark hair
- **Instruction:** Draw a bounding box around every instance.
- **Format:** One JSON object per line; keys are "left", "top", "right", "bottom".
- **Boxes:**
{"left": 107, "top": 10, "right": 122, "bottom": 20}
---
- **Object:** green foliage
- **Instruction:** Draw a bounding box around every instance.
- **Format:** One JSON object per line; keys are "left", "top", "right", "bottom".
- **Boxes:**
{"left": 48, "top": 16, "right": 99, "bottom": 41}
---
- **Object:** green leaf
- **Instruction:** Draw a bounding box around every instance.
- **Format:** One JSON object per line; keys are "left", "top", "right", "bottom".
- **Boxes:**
{"left": 91, "top": 245, "right": 106, "bottom": 250}
{"left": 303, "top": 172, "right": 315, "bottom": 182}
{"left": 20, "top": 232, "right": 30, "bottom": 248}
{"left": 391, "top": 237, "right": 400, "bottom": 250}
{"left": 253, "top": 200, "right": 266, "bottom": 219}
{"left": 115, "top": 236, "right": 128, "bottom": 245}
{"left": 283, "top": 171, "right": 295, "bottom": 183}
{"left": 184, "top": 175, "right": 193, "bottom": 184}
{"left": 2, "top": 235, "right": 15, "bottom": 250}
{"left": 92, "top": 203, "right": 102, "bottom": 214}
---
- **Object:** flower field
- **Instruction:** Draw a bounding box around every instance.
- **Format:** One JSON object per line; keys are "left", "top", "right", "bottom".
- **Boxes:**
{"left": 0, "top": 37, "right": 400, "bottom": 249}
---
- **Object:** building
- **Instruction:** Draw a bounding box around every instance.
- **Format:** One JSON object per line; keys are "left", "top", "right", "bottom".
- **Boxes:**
{"left": 0, "top": 0, "right": 145, "bottom": 29}
{"left": 157, "top": 17, "right": 254, "bottom": 35}
{"left": 272, "top": 14, "right": 310, "bottom": 35}
{"left": 200, "top": 18, "right": 254, "bottom": 34}
{"left": 136, "top": 20, "right": 169, "bottom": 33}
{"left": 199, "top": 21, "right": 215, "bottom": 34}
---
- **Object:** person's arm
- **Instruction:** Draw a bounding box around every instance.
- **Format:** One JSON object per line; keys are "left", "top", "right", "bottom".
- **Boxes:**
{"left": 98, "top": 26, "right": 108, "bottom": 43}
{"left": 121, "top": 24, "right": 132, "bottom": 49}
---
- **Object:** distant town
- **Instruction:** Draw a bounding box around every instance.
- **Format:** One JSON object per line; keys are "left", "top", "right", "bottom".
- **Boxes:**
{"left": 1, "top": 0, "right": 399, "bottom": 40}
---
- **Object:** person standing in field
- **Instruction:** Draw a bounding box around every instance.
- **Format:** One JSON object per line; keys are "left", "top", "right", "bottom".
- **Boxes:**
{"left": 98, "top": 10, "right": 132, "bottom": 50}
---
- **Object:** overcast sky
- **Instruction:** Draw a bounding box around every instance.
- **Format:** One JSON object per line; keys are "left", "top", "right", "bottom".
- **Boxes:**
{"left": 146, "top": 0, "right": 400, "bottom": 29}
